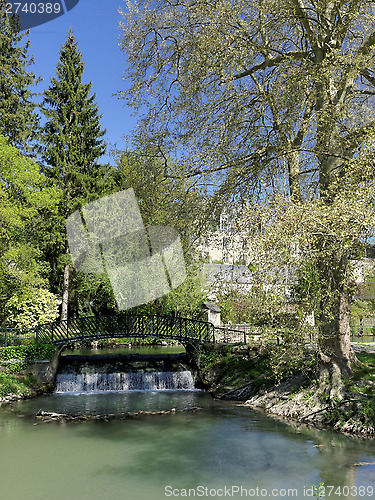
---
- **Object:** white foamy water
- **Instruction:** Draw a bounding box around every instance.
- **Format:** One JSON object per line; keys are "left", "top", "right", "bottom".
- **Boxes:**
{"left": 54, "top": 370, "right": 196, "bottom": 393}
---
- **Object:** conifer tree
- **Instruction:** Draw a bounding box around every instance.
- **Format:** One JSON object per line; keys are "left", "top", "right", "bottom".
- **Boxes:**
{"left": 0, "top": 0, "right": 40, "bottom": 151}
{"left": 41, "top": 29, "right": 107, "bottom": 212}
{"left": 40, "top": 30, "right": 107, "bottom": 320}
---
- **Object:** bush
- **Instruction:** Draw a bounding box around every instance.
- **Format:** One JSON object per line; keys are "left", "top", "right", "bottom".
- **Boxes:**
{"left": 0, "top": 344, "right": 56, "bottom": 362}
{"left": 5, "top": 289, "right": 59, "bottom": 328}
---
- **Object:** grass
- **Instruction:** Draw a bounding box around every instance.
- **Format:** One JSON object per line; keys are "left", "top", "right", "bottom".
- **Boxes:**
{"left": 321, "top": 352, "right": 375, "bottom": 427}
{"left": 0, "top": 344, "right": 56, "bottom": 398}
{"left": 0, "top": 372, "right": 39, "bottom": 398}
{"left": 199, "top": 344, "right": 278, "bottom": 391}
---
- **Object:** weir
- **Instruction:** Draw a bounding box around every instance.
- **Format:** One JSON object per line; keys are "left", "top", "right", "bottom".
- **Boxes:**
{"left": 54, "top": 353, "right": 197, "bottom": 393}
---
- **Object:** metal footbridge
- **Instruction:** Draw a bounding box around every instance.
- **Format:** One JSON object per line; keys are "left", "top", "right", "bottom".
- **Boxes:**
{"left": 31, "top": 313, "right": 215, "bottom": 347}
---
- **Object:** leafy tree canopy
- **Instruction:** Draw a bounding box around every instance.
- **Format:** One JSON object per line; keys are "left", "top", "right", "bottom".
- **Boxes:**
{"left": 110, "top": 150, "right": 208, "bottom": 317}
{"left": 119, "top": 0, "right": 375, "bottom": 397}
{"left": 0, "top": 135, "right": 61, "bottom": 324}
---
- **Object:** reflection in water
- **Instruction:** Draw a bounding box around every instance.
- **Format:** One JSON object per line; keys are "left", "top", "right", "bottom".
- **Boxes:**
{"left": 1, "top": 392, "right": 375, "bottom": 500}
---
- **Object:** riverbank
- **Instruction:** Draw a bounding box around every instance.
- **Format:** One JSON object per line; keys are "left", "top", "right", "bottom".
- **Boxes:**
{"left": 240, "top": 344, "right": 375, "bottom": 437}
{"left": 0, "top": 344, "right": 58, "bottom": 405}
{"left": 199, "top": 343, "right": 375, "bottom": 438}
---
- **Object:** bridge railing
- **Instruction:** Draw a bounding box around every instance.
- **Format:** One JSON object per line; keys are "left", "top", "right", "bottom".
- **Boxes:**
{"left": 34, "top": 313, "right": 215, "bottom": 345}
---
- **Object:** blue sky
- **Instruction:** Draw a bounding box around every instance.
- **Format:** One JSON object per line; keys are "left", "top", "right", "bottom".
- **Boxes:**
{"left": 26, "top": 0, "right": 136, "bottom": 165}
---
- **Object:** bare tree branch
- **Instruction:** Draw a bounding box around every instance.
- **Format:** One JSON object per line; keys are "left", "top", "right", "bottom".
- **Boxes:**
{"left": 232, "top": 51, "right": 309, "bottom": 81}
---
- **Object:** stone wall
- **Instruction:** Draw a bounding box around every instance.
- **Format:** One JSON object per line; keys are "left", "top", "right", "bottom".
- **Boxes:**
{"left": 23, "top": 344, "right": 65, "bottom": 386}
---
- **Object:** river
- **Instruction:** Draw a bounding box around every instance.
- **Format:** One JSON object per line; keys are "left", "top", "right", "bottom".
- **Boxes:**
{"left": 0, "top": 347, "right": 375, "bottom": 500}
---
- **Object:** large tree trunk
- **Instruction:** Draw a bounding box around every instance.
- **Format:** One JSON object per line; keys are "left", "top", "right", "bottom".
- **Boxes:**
{"left": 316, "top": 255, "right": 357, "bottom": 400}
{"left": 61, "top": 263, "right": 70, "bottom": 322}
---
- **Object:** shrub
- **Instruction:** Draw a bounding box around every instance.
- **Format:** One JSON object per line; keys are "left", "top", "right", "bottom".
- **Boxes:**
{"left": 5, "top": 289, "right": 59, "bottom": 328}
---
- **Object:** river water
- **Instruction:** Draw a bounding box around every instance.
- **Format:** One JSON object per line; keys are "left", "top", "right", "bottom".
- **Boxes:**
{"left": 1, "top": 348, "right": 375, "bottom": 500}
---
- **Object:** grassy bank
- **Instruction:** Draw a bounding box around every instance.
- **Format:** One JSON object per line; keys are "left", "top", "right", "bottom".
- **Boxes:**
{"left": 321, "top": 351, "right": 375, "bottom": 429}
{"left": 197, "top": 343, "right": 307, "bottom": 396}
{"left": 0, "top": 344, "right": 56, "bottom": 399}
{"left": 198, "top": 343, "right": 375, "bottom": 436}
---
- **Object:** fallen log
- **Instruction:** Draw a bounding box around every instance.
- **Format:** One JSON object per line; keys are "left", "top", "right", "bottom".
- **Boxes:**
{"left": 34, "top": 407, "right": 203, "bottom": 424}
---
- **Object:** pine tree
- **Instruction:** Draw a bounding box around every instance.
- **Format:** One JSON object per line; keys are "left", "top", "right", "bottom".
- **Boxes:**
{"left": 0, "top": 0, "right": 40, "bottom": 151}
{"left": 40, "top": 30, "right": 107, "bottom": 320}
{"left": 41, "top": 29, "right": 107, "bottom": 211}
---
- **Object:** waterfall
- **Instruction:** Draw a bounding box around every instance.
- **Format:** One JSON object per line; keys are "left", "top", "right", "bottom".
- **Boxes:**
{"left": 55, "top": 370, "right": 195, "bottom": 393}
{"left": 54, "top": 354, "right": 196, "bottom": 393}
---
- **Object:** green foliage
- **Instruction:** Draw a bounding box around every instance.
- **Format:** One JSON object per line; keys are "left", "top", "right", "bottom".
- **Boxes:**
{"left": 110, "top": 151, "right": 208, "bottom": 318}
{"left": 0, "top": 372, "right": 39, "bottom": 397}
{"left": 199, "top": 344, "right": 276, "bottom": 389}
{"left": 266, "top": 334, "right": 315, "bottom": 384}
{"left": 0, "top": 344, "right": 56, "bottom": 393}
{"left": 0, "top": 0, "right": 40, "bottom": 151}
{"left": 321, "top": 352, "right": 375, "bottom": 425}
{"left": 73, "top": 273, "right": 117, "bottom": 316}
{"left": 4, "top": 289, "right": 59, "bottom": 328}
{"left": 0, "top": 135, "right": 61, "bottom": 323}
{"left": 0, "top": 372, "right": 22, "bottom": 396}
{"left": 358, "top": 399, "right": 375, "bottom": 425}
{"left": 356, "top": 351, "right": 375, "bottom": 368}
{"left": 199, "top": 340, "right": 316, "bottom": 392}
{"left": 2, "top": 360, "right": 27, "bottom": 373}
{"left": 294, "top": 259, "right": 322, "bottom": 311}
{"left": 156, "top": 261, "right": 206, "bottom": 318}
{"left": 218, "top": 288, "right": 297, "bottom": 327}
{"left": 0, "top": 344, "right": 56, "bottom": 362}
{"left": 111, "top": 151, "right": 203, "bottom": 241}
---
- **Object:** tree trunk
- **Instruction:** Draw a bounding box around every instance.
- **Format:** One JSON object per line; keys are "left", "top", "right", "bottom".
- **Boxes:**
{"left": 61, "top": 263, "right": 70, "bottom": 322}
{"left": 316, "top": 255, "right": 357, "bottom": 400}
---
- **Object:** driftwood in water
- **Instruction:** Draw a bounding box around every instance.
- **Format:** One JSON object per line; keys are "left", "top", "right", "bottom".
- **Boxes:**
{"left": 34, "top": 407, "right": 202, "bottom": 424}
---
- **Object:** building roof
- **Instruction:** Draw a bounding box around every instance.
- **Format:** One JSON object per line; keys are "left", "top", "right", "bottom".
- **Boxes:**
{"left": 203, "top": 302, "right": 221, "bottom": 313}
{"left": 203, "top": 263, "right": 253, "bottom": 283}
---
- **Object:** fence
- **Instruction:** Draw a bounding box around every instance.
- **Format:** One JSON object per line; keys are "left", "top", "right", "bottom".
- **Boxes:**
{"left": 213, "top": 324, "right": 283, "bottom": 344}
{"left": 350, "top": 325, "right": 375, "bottom": 343}
{"left": 0, "top": 328, "right": 37, "bottom": 347}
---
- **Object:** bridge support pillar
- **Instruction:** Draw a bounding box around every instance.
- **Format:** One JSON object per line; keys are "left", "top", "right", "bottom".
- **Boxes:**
{"left": 184, "top": 342, "right": 202, "bottom": 368}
